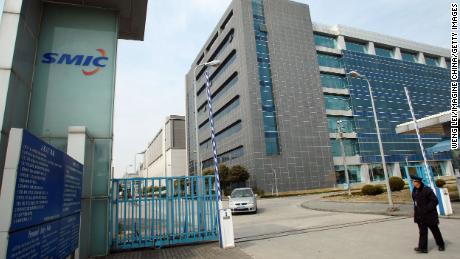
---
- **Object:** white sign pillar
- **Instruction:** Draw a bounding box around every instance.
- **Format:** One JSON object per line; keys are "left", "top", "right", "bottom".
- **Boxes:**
{"left": 67, "top": 126, "right": 87, "bottom": 259}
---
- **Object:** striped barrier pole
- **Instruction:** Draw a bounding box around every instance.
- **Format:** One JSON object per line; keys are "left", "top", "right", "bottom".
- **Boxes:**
{"left": 204, "top": 71, "right": 223, "bottom": 247}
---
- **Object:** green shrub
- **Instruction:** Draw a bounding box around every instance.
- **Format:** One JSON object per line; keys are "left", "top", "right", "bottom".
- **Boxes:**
{"left": 436, "top": 179, "right": 446, "bottom": 188}
{"left": 361, "top": 184, "right": 384, "bottom": 196}
{"left": 389, "top": 176, "right": 405, "bottom": 191}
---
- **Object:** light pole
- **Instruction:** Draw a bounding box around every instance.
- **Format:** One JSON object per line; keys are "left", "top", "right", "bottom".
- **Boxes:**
{"left": 348, "top": 71, "right": 395, "bottom": 210}
{"left": 337, "top": 120, "right": 351, "bottom": 195}
{"left": 192, "top": 60, "right": 221, "bottom": 176}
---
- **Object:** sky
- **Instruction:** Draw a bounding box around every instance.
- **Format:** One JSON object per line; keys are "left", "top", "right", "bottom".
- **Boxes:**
{"left": 0, "top": 0, "right": 452, "bottom": 177}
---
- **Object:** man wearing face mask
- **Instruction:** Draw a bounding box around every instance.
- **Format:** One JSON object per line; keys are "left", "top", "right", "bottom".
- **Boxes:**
{"left": 411, "top": 175, "right": 445, "bottom": 253}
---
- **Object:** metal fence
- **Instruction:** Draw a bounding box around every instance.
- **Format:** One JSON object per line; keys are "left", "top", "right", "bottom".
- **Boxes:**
{"left": 109, "top": 176, "right": 219, "bottom": 250}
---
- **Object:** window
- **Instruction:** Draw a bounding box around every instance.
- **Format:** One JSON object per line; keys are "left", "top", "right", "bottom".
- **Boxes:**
{"left": 327, "top": 116, "right": 355, "bottom": 133}
{"left": 197, "top": 50, "right": 237, "bottom": 97}
{"left": 375, "top": 46, "right": 393, "bottom": 58}
{"left": 202, "top": 146, "right": 244, "bottom": 169}
{"left": 208, "top": 29, "right": 234, "bottom": 63}
{"left": 331, "top": 139, "right": 359, "bottom": 156}
{"left": 252, "top": 0, "right": 280, "bottom": 155}
{"left": 314, "top": 34, "right": 337, "bottom": 49}
{"left": 198, "top": 72, "right": 238, "bottom": 114}
{"left": 317, "top": 53, "right": 343, "bottom": 68}
{"left": 335, "top": 165, "right": 361, "bottom": 184}
{"left": 196, "top": 53, "right": 204, "bottom": 66}
{"left": 369, "top": 164, "right": 385, "bottom": 182}
{"left": 206, "top": 32, "right": 219, "bottom": 51}
{"left": 425, "top": 56, "right": 439, "bottom": 67}
{"left": 220, "top": 10, "right": 233, "bottom": 30}
{"left": 323, "top": 94, "right": 351, "bottom": 110}
{"left": 345, "top": 40, "right": 367, "bottom": 53}
{"left": 320, "top": 73, "right": 348, "bottom": 89}
{"left": 401, "top": 51, "right": 417, "bottom": 63}
{"left": 200, "top": 120, "right": 242, "bottom": 150}
{"left": 199, "top": 96, "right": 240, "bottom": 129}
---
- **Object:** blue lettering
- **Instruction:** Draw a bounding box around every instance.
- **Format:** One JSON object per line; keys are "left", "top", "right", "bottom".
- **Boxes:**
{"left": 42, "top": 53, "right": 58, "bottom": 64}
{"left": 58, "top": 54, "right": 84, "bottom": 65}
{"left": 83, "top": 56, "right": 93, "bottom": 66}
{"left": 93, "top": 57, "right": 108, "bottom": 67}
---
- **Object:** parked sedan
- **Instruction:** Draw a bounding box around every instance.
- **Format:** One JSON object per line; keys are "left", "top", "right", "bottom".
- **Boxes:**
{"left": 228, "top": 188, "right": 257, "bottom": 214}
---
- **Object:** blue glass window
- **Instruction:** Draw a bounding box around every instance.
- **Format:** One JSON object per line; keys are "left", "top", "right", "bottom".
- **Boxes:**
{"left": 252, "top": 0, "right": 280, "bottom": 155}
{"left": 327, "top": 116, "right": 355, "bottom": 133}
{"left": 375, "top": 46, "right": 393, "bottom": 58}
{"left": 425, "top": 56, "right": 439, "bottom": 67}
{"left": 331, "top": 139, "right": 359, "bottom": 156}
{"left": 335, "top": 165, "right": 361, "bottom": 184}
{"left": 320, "top": 73, "right": 348, "bottom": 89}
{"left": 345, "top": 41, "right": 367, "bottom": 53}
{"left": 323, "top": 94, "right": 351, "bottom": 110}
{"left": 317, "top": 53, "right": 343, "bottom": 68}
{"left": 401, "top": 51, "right": 417, "bottom": 63}
{"left": 314, "top": 34, "right": 337, "bottom": 49}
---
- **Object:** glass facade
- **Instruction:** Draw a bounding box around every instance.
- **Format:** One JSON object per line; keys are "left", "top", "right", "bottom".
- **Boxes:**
{"left": 342, "top": 50, "right": 451, "bottom": 164}
{"left": 199, "top": 97, "right": 240, "bottom": 130}
{"left": 425, "top": 56, "right": 439, "bottom": 67}
{"left": 314, "top": 33, "right": 337, "bottom": 49}
{"left": 331, "top": 139, "right": 359, "bottom": 156}
{"left": 375, "top": 46, "right": 393, "bottom": 58}
{"left": 327, "top": 116, "right": 355, "bottom": 133}
{"left": 320, "top": 73, "right": 348, "bottom": 89}
{"left": 317, "top": 53, "right": 343, "bottom": 68}
{"left": 335, "top": 165, "right": 361, "bottom": 184}
{"left": 401, "top": 51, "right": 417, "bottom": 63}
{"left": 323, "top": 94, "right": 351, "bottom": 110}
{"left": 345, "top": 40, "right": 367, "bottom": 53}
{"left": 252, "top": 0, "right": 280, "bottom": 155}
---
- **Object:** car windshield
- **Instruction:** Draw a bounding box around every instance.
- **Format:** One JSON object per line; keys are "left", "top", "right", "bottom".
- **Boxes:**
{"left": 231, "top": 189, "right": 253, "bottom": 198}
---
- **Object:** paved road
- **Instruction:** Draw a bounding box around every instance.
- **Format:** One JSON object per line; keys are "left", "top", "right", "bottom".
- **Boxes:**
{"left": 232, "top": 195, "right": 460, "bottom": 259}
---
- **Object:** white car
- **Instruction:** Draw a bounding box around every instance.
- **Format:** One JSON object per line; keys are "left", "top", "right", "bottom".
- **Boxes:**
{"left": 228, "top": 188, "right": 257, "bottom": 214}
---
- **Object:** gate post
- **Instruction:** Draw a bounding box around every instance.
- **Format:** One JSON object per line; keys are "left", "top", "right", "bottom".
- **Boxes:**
{"left": 67, "top": 126, "right": 89, "bottom": 259}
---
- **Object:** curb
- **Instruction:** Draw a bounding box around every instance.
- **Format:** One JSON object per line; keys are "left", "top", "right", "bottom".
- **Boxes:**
{"left": 300, "top": 200, "right": 460, "bottom": 219}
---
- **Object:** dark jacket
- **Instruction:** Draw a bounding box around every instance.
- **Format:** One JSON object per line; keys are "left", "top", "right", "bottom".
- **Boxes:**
{"left": 412, "top": 183, "right": 439, "bottom": 225}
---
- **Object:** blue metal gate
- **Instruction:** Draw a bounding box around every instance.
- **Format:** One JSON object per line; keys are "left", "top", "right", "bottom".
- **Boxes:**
{"left": 109, "top": 176, "right": 219, "bottom": 250}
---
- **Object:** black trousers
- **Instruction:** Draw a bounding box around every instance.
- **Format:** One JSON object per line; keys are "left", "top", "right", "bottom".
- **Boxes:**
{"left": 418, "top": 222, "right": 445, "bottom": 249}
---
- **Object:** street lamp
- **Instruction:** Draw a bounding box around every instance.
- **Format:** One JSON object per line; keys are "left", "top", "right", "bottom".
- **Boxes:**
{"left": 347, "top": 71, "right": 395, "bottom": 210}
{"left": 192, "top": 60, "right": 222, "bottom": 176}
{"left": 337, "top": 120, "right": 351, "bottom": 196}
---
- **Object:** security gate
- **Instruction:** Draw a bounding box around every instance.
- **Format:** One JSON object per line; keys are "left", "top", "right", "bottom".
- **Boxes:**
{"left": 109, "top": 176, "right": 219, "bottom": 250}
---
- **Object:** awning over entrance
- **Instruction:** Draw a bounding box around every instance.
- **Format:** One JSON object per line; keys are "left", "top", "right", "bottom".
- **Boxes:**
{"left": 395, "top": 111, "right": 451, "bottom": 135}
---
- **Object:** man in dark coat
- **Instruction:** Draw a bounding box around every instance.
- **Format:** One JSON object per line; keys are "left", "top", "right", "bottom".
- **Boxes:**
{"left": 411, "top": 175, "right": 445, "bottom": 253}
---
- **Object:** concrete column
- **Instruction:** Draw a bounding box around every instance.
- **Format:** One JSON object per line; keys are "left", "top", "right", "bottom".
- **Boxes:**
{"left": 67, "top": 126, "right": 89, "bottom": 259}
{"left": 394, "top": 47, "right": 402, "bottom": 60}
{"left": 439, "top": 57, "right": 448, "bottom": 68}
{"left": 360, "top": 164, "right": 370, "bottom": 183}
{"left": 391, "top": 163, "right": 402, "bottom": 177}
{"left": 337, "top": 35, "right": 346, "bottom": 50}
{"left": 417, "top": 52, "right": 426, "bottom": 64}
{"left": 442, "top": 160, "right": 455, "bottom": 176}
{"left": 367, "top": 42, "right": 376, "bottom": 55}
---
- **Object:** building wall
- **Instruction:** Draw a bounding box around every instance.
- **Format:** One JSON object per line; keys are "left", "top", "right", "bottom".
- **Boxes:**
{"left": 142, "top": 116, "right": 187, "bottom": 178}
{"left": 186, "top": 0, "right": 335, "bottom": 192}
{"left": 0, "top": 0, "right": 42, "bottom": 189}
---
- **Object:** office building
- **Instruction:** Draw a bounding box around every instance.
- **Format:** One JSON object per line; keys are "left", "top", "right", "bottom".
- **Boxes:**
{"left": 185, "top": 0, "right": 452, "bottom": 192}
{"left": 140, "top": 115, "right": 187, "bottom": 178}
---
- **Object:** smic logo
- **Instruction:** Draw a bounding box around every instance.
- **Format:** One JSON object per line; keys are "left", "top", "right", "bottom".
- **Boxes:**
{"left": 42, "top": 48, "right": 109, "bottom": 76}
